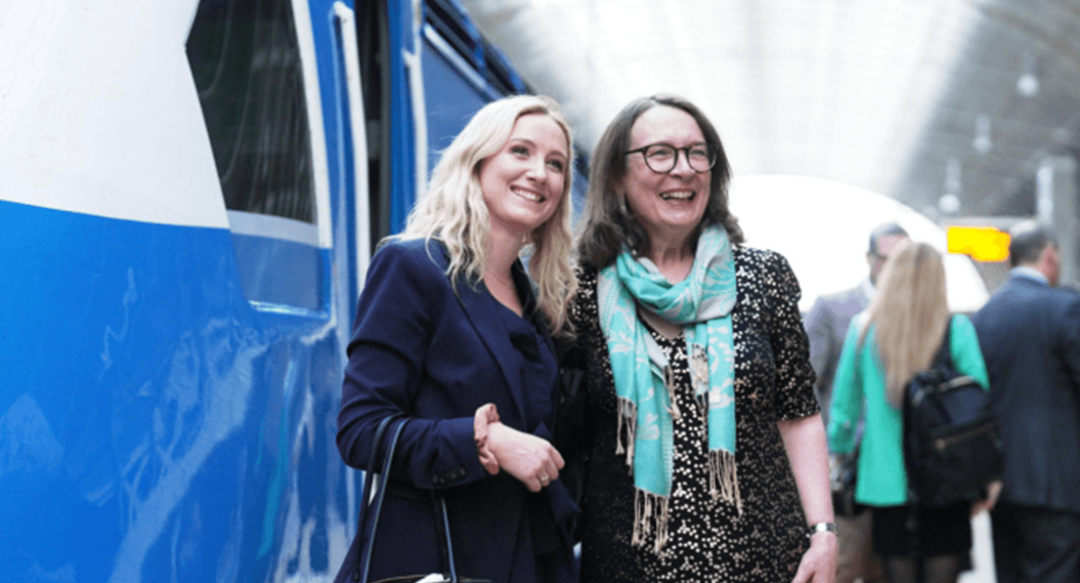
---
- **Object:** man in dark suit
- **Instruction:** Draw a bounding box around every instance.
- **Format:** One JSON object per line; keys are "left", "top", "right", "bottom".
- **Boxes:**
{"left": 805, "top": 222, "right": 908, "bottom": 583}
{"left": 972, "top": 221, "right": 1080, "bottom": 583}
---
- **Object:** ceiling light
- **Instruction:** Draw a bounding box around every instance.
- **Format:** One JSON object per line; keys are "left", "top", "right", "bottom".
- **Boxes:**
{"left": 1017, "top": 53, "right": 1040, "bottom": 97}
{"left": 940, "top": 158, "right": 962, "bottom": 216}
{"left": 973, "top": 114, "right": 992, "bottom": 154}
{"left": 939, "top": 193, "right": 962, "bottom": 215}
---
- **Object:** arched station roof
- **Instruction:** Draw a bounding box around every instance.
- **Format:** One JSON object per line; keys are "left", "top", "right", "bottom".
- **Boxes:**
{"left": 461, "top": 0, "right": 1080, "bottom": 219}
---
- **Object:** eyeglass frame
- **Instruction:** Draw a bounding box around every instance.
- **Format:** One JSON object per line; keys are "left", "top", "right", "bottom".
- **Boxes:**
{"left": 624, "top": 142, "right": 718, "bottom": 174}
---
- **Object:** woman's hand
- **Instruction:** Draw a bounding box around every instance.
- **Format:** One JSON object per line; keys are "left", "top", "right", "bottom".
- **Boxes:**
{"left": 486, "top": 422, "right": 565, "bottom": 492}
{"left": 971, "top": 480, "right": 1003, "bottom": 516}
{"left": 791, "top": 530, "right": 838, "bottom": 583}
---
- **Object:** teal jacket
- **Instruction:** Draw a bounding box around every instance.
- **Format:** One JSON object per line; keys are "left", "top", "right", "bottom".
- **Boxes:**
{"left": 826, "top": 314, "right": 990, "bottom": 506}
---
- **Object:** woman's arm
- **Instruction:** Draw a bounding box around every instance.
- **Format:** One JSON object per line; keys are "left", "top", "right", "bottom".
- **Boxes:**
{"left": 337, "top": 241, "right": 564, "bottom": 492}
{"left": 762, "top": 250, "right": 836, "bottom": 582}
{"left": 826, "top": 320, "right": 864, "bottom": 454}
{"left": 780, "top": 414, "right": 838, "bottom": 583}
{"left": 779, "top": 414, "right": 834, "bottom": 526}
{"left": 950, "top": 314, "right": 990, "bottom": 389}
{"left": 336, "top": 242, "right": 486, "bottom": 488}
{"left": 760, "top": 249, "right": 836, "bottom": 526}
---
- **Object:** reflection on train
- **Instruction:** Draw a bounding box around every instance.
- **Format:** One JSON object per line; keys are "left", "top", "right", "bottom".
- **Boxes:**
{"left": 0, "top": 0, "right": 587, "bottom": 581}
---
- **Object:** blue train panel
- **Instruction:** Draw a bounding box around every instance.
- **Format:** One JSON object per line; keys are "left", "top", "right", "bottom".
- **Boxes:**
{"left": 0, "top": 199, "right": 344, "bottom": 582}
{"left": 423, "top": 29, "right": 501, "bottom": 174}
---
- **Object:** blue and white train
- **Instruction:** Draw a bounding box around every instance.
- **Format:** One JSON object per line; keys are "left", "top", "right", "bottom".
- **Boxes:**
{"left": 0, "top": 1, "right": 584, "bottom": 581}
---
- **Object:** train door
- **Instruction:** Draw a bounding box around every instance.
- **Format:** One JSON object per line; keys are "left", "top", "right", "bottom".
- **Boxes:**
{"left": 186, "top": 0, "right": 366, "bottom": 578}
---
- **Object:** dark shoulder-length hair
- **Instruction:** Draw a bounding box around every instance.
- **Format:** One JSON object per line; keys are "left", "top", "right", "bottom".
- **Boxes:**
{"left": 575, "top": 94, "right": 744, "bottom": 270}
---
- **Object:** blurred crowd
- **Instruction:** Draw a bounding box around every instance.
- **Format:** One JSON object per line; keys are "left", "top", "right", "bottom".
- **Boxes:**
{"left": 807, "top": 221, "right": 1080, "bottom": 583}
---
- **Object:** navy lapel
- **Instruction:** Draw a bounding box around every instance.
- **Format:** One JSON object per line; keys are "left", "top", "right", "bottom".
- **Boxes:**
{"left": 454, "top": 278, "right": 529, "bottom": 423}
{"left": 517, "top": 266, "right": 555, "bottom": 365}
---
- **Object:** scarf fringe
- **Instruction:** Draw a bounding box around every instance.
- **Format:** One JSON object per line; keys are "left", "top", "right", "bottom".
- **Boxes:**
{"left": 616, "top": 397, "right": 637, "bottom": 468}
{"left": 631, "top": 488, "right": 671, "bottom": 553}
{"left": 664, "top": 365, "right": 681, "bottom": 420}
{"left": 707, "top": 449, "right": 742, "bottom": 514}
{"left": 626, "top": 454, "right": 741, "bottom": 554}
{"left": 621, "top": 393, "right": 742, "bottom": 554}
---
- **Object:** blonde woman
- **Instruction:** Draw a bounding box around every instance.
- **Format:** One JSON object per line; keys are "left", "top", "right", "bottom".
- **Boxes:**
{"left": 827, "top": 241, "right": 991, "bottom": 583}
{"left": 335, "top": 95, "right": 578, "bottom": 583}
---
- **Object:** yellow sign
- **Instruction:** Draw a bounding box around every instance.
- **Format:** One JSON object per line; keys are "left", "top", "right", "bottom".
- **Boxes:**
{"left": 947, "top": 226, "right": 1010, "bottom": 262}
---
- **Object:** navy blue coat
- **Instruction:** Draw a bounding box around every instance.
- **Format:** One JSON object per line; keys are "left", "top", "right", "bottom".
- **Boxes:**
{"left": 334, "top": 238, "right": 576, "bottom": 583}
{"left": 971, "top": 274, "right": 1080, "bottom": 513}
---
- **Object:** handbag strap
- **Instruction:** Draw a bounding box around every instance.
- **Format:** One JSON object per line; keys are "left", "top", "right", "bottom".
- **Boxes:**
{"left": 356, "top": 416, "right": 404, "bottom": 582}
{"left": 355, "top": 417, "right": 460, "bottom": 583}
{"left": 931, "top": 315, "right": 956, "bottom": 370}
{"left": 437, "top": 490, "right": 458, "bottom": 583}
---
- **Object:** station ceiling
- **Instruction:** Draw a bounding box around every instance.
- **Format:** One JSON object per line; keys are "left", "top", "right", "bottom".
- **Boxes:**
{"left": 460, "top": 0, "right": 1080, "bottom": 219}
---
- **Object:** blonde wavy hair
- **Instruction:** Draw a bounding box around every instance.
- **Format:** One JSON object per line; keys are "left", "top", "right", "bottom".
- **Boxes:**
{"left": 860, "top": 240, "right": 951, "bottom": 408}
{"left": 397, "top": 95, "right": 577, "bottom": 332}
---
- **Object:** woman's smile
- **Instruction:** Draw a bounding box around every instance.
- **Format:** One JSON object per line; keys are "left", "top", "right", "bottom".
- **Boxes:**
{"left": 510, "top": 185, "right": 547, "bottom": 203}
{"left": 659, "top": 189, "right": 695, "bottom": 201}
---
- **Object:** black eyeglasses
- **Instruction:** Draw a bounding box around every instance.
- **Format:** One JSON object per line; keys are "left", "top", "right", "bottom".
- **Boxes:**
{"left": 625, "top": 143, "right": 716, "bottom": 174}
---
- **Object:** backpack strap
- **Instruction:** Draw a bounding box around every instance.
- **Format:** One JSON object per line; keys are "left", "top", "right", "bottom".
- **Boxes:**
{"left": 931, "top": 315, "right": 956, "bottom": 369}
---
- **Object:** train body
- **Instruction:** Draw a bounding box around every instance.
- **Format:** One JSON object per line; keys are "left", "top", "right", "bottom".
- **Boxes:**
{"left": 0, "top": 1, "right": 585, "bottom": 581}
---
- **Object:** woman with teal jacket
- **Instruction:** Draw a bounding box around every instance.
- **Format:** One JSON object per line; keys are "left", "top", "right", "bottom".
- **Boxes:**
{"left": 827, "top": 241, "right": 994, "bottom": 583}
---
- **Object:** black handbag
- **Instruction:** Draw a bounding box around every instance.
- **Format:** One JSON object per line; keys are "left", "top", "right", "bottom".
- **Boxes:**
{"left": 353, "top": 416, "right": 493, "bottom": 583}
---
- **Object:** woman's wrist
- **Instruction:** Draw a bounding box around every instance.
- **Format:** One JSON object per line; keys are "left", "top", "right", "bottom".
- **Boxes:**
{"left": 473, "top": 404, "right": 501, "bottom": 475}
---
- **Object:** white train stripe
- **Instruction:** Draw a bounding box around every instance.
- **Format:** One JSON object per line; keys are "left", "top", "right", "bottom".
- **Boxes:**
{"left": 227, "top": 210, "right": 320, "bottom": 247}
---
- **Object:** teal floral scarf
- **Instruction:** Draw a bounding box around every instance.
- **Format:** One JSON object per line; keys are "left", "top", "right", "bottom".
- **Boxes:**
{"left": 597, "top": 225, "right": 741, "bottom": 550}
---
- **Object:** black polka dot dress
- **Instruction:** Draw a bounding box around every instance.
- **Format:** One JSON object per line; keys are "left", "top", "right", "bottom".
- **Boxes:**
{"left": 571, "top": 247, "right": 820, "bottom": 583}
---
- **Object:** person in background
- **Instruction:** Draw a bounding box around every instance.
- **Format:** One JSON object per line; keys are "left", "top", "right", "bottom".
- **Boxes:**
{"left": 806, "top": 223, "right": 909, "bottom": 420}
{"left": 571, "top": 94, "right": 836, "bottom": 582}
{"left": 971, "top": 221, "right": 1080, "bottom": 583}
{"left": 827, "top": 241, "right": 991, "bottom": 583}
{"left": 804, "top": 222, "right": 908, "bottom": 583}
{"left": 334, "top": 95, "right": 579, "bottom": 583}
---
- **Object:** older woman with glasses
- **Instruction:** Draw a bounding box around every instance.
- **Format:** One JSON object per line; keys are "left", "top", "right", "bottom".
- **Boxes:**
{"left": 569, "top": 95, "right": 837, "bottom": 582}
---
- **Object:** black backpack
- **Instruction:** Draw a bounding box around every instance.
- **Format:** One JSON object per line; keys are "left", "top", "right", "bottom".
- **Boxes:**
{"left": 903, "top": 317, "right": 1003, "bottom": 507}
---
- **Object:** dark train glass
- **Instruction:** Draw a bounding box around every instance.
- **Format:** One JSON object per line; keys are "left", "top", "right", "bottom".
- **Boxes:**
{"left": 186, "top": 0, "right": 316, "bottom": 224}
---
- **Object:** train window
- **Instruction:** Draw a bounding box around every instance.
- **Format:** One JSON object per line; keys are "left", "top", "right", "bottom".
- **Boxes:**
{"left": 186, "top": 0, "right": 316, "bottom": 223}
{"left": 186, "top": 0, "right": 324, "bottom": 311}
